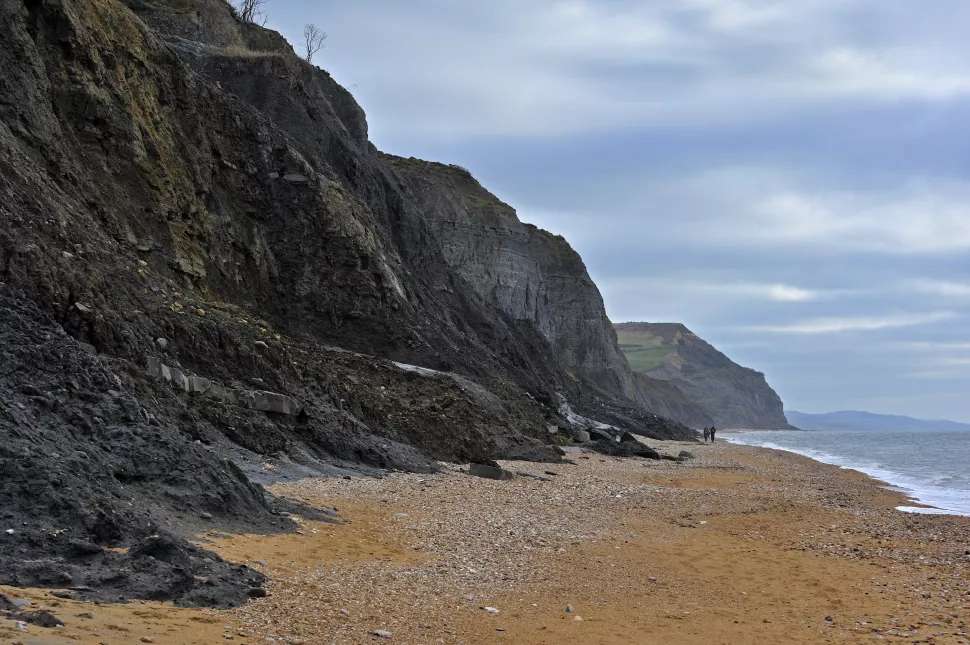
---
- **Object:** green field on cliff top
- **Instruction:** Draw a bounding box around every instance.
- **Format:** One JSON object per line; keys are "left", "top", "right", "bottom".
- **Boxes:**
{"left": 616, "top": 329, "right": 674, "bottom": 373}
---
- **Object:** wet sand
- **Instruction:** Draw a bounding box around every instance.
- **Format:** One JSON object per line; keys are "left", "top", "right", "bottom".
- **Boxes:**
{"left": 3, "top": 441, "right": 969, "bottom": 644}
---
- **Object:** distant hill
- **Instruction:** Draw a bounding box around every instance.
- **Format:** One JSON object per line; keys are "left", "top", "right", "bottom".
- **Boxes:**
{"left": 615, "top": 322, "right": 791, "bottom": 430}
{"left": 786, "top": 410, "right": 970, "bottom": 432}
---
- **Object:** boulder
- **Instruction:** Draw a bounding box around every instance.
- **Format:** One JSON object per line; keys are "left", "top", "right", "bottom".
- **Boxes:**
{"left": 206, "top": 383, "right": 232, "bottom": 402}
{"left": 168, "top": 367, "right": 190, "bottom": 392}
{"left": 587, "top": 427, "right": 616, "bottom": 442}
{"left": 248, "top": 391, "right": 303, "bottom": 416}
{"left": 572, "top": 430, "right": 591, "bottom": 443}
{"left": 468, "top": 462, "right": 514, "bottom": 481}
{"left": 146, "top": 357, "right": 164, "bottom": 380}
{"left": 188, "top": 376, "right": 212, "bottom": 395}
{"left": 588, "top": 439, "right": 661, "bottom": 460}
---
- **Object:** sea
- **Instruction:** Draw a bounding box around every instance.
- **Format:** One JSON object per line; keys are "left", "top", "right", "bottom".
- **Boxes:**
{"left": 724, "top": 428, "right": 970, "bottom": 517}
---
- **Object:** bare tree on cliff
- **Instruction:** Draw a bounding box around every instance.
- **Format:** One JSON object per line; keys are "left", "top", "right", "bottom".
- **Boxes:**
{"left": 234, "top": 0, "right": 267, "bottom": 25}
{"left": 303, "top": 23, "right": 327, "bottom": 64}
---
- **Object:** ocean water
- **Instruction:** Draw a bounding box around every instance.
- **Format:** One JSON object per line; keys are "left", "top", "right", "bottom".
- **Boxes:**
{"left": 724, "top": 429, "right": 970, "bottom": 517}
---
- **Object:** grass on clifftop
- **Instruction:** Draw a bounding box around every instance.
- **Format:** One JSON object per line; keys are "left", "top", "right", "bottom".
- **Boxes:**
{"left": 616, "top": 329, "right": 674, "bottom": 373}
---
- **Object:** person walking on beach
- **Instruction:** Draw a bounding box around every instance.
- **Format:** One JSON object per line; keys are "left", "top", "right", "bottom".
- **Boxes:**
{"left": 703, "top": 427, "right": 710, "bottom": 442}
{"left": 710, "top": 426, "right": 717, "bottom": 442}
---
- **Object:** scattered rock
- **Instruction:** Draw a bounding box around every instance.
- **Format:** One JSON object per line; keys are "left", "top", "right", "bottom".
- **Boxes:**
{"left": 371, "top": 629, "right": 392, "bottom": 639}
{"left": 482, "top": 606, "right": 500, "bottom": 614}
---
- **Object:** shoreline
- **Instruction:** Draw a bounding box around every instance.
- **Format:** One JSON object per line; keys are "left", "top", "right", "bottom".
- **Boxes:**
{"left": 3, "top": 441, "right": 969, "bottom": 644}
{"left": 723, "top": 430, "right": 970, "bottom": 517}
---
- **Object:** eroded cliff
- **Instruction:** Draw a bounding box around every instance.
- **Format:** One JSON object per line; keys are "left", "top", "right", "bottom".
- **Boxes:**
{"left": 616, "top": 323, "right": 790, "bottom": 429}
{"left": 0, "top": 0, "right": 692, "bottom": 606}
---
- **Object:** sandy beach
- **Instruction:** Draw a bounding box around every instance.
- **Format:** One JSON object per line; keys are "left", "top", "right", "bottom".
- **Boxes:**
{"left": 3, "top": 440, "right": 969, "bottom": 644}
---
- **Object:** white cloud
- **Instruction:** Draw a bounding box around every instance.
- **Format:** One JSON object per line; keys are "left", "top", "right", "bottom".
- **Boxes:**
{"left": 938, "top": 357, "right": 970, "bottom": 366}
{"left": 645, "top": 169, "right": 970, "bottom": 254}
{"left": 752, "top": 190, "right": 970, "bottom": 253}
{"left": 759, "top": 284, "right": 820, "bottom": 302}
{"left": 684, "top": 0, "right": 792, "bottom": 32}
{"left": 600, "top": 275, "right": 832, "bottom": 303}
{"left": 708, "top": 281, "right": 831, "bottom": 302}
{"left": 907, "top": 279, "right": 970, "bottom": 297}
{"left": 897, "top": 340, "right": 970, "bottom": 351}
{"left": 747, "top": 311, "right": 956, "bottom": 334}
{"left": 806, "top": 47, "right": 970, "bottom": 100}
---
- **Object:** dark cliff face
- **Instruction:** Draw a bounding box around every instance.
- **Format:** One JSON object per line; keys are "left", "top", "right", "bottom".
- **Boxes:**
{"left": 616, "top": 323, "right": 790, "bottom": 429}
{"left": 381, "top": 155, "right": 643, "bottom": 404}
{"left": 0, "top": 0, "right": 692, "bottom": 605}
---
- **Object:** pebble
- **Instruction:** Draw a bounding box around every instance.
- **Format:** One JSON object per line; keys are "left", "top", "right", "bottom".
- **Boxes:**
{"left": 483, "top": 606, "right": 500, "bottom": 614}
{"left": 371, "top": 629, "right": 392, "bottom": 639}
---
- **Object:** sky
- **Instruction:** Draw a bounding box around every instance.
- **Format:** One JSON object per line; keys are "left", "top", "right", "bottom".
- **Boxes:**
{"left": 266, "top": 1, "right": 970, "bottom": 421}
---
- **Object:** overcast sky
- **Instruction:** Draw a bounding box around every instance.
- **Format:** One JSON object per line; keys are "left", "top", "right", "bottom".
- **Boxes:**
{"left": 268, "top": 1, "right": 970, "bottom": 421}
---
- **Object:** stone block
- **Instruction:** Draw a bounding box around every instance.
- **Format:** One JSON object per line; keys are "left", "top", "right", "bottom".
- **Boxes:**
{"left": 146, "top": 357, "right": 164, "bottom": 380}
{"left": 251, "top": 390, "right": 302, "bottom": 415}
{"left": 169, "top": 367, "right": 190, "bottom": 392}
{"left": 188, "top": 376, "right": 211, "bottom": 395}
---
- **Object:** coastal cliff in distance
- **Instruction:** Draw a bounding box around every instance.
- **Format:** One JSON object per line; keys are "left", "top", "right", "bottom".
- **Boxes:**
{"left": 0, "top": 0, "right": 691, "bottom": 606}
{"left": 616, "top": 323, "right": 791, "bottom": 429}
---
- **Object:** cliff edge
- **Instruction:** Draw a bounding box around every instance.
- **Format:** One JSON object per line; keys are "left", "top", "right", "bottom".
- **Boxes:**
{"left": 616, "top": 323, "right": 790, "bottom": 429}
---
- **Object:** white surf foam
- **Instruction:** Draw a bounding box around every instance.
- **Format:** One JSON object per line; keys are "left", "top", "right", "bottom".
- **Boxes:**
{"left": 725, "top": 433, "right": 970, "bottom": 517}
